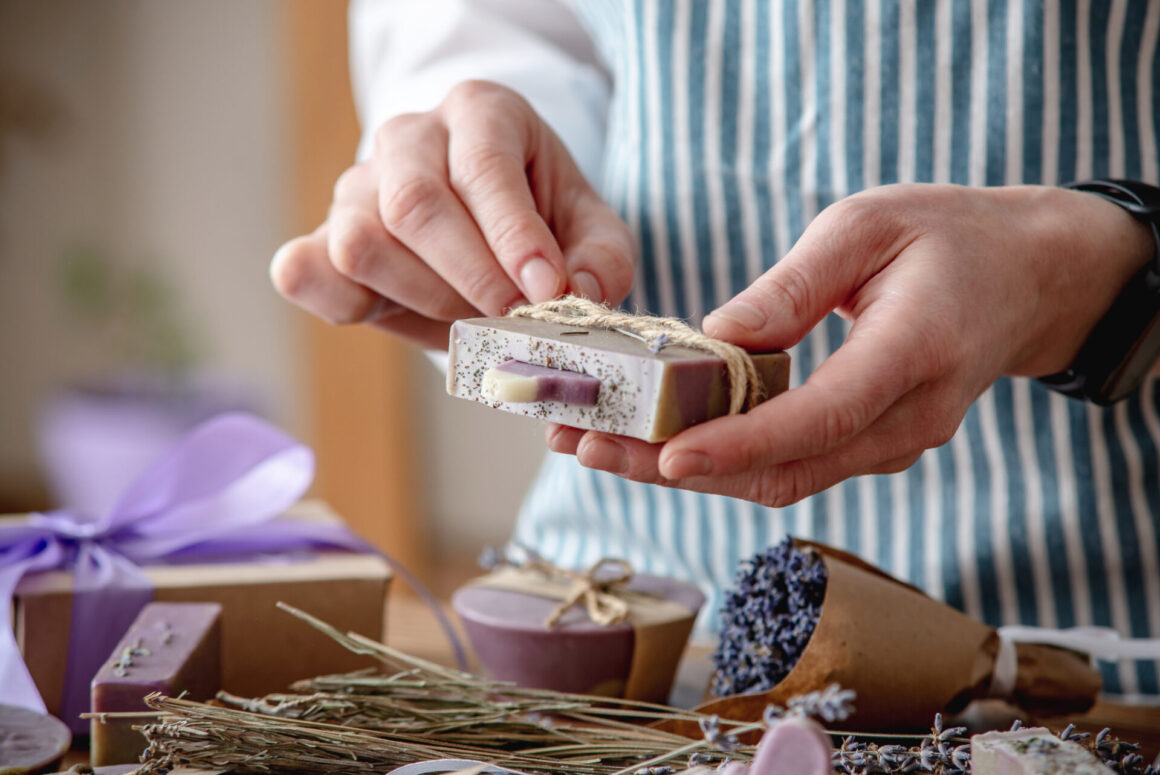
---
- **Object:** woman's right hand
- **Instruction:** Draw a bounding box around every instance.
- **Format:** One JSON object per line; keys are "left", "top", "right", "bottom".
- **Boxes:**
{"left": 270, "top": 80, "right": 636, "bottom": 350}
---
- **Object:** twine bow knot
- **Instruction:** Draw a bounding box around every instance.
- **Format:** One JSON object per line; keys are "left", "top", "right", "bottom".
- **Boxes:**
{"left": 519, "top": 556, "right": 635, "bottom": 628}
{"left": 509, "top": 296, "right": 764, "bottom": 415}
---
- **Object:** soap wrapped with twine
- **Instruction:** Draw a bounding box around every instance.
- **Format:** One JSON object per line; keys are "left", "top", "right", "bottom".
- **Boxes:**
{"left": 508, "top": 296, "right": 763, "bottom": 415}
{"left": 452, "top": 548, "right": 705, "bottom": 702}
{"left": 447, "top": 297, "right": 791, "bottom": 442}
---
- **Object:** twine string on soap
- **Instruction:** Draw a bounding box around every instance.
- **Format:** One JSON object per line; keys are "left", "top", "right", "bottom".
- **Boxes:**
{"left": 520, "top": 555, "right": 634, "bottom": 628}
{"left": 508, "top": 296, "right": 763, "bottom": 415}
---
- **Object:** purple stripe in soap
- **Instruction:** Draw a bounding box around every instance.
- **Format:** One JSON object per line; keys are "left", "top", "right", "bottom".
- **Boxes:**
{"left": 495, "top": 360, "right": 600, "bottom": 406}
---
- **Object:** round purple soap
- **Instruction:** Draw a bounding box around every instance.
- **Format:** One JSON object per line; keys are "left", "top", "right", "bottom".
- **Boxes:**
{"left": 452, "top": 573, "right": 704, "bottom": 701}
{"left": 0, "top": 705, "right": 71, "bottom": 775}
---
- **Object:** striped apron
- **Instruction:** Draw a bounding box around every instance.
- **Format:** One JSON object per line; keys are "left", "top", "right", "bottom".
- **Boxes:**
{"left": 513, "top": 0, "right": 1160, "bottom": 700}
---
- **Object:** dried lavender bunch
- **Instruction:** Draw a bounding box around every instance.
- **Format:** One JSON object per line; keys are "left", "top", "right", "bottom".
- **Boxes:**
{"left": 830, "top": 715, "right": 1158, "bottom": 775}
{"left": 711, "top": 537, "right": 827, "bottom": 696}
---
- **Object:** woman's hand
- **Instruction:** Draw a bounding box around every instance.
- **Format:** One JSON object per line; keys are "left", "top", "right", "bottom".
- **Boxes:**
{"left": 271, "top": 80, "right": 635, "bottom": 350}
{"left": 548, "top": 183, "right": 1154, "bottom": 506}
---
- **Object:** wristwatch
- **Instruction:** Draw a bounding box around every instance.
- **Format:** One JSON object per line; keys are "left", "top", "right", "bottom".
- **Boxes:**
{"left": 1037, "top": 179, "right": 1160, "bottom": 405}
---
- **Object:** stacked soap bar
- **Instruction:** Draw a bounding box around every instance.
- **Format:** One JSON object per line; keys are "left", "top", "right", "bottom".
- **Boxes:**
{"left": 448, "top": 316, "right": 790, "bottom": 442}
{"left": 90, "top": 602, "right": 222, "bottom": 766}
{"left": 970, "top": 727, "right": 1114, "bottom": 775}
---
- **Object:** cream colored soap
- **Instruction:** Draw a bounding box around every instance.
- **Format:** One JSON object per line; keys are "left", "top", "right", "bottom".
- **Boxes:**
{"left": 970, "top": 728, "right": 1114, "bottom": 775}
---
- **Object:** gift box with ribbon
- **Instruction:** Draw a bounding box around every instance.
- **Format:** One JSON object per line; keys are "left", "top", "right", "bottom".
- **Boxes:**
{"left": 452, "top": 552, "right": 705, "bottom": 703}
{"left": 1, "top": 413, "right": 391, "bottom": 733}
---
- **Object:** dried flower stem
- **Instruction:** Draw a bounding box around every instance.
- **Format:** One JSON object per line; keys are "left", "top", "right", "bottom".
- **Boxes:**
{"left": 134, "top": 604, "right": 1154, "bottom": 775}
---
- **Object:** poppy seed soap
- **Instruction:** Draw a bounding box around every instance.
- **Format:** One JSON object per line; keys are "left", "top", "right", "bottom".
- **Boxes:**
{"left": 448, "top": 316, "right": 790, "bottom": 442}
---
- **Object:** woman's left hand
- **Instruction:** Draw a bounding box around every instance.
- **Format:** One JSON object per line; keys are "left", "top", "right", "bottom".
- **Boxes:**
{"left": 546, "top": 183, "right": 1154, "bottom": 507}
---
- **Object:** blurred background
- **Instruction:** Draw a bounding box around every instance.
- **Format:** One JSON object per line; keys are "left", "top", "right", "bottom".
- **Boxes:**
{"left": 0, "top": 0, "right": 547, "bottom": 583}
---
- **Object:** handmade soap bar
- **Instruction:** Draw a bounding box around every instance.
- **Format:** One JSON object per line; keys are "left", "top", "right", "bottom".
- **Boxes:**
{"left": 90, "top": 602, "right": 222, "bottom": 766}
{"left": 970, "top": 727, "right": 1114, "bottom": 775}
{"left": 452, "top": 570, "right": 704, "bottom": 703}
{"left": 749, "top": 717, "right": 833, "bottom": 775}
{"left": 0, "top": 705, "right": 70, "bottom": 775}
{"left": 448, "top": 317, "right": 790, "bottom": 442}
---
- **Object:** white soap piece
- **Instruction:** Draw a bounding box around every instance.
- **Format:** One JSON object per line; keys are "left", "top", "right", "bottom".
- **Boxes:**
{"left": 481, "top": 366, "right": 541, "bottom": 403}
{"left": 970, "top": 727, "right": 1114, "bottom": 775}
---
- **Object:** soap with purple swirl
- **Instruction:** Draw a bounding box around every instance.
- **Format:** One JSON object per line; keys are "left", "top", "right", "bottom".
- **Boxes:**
{"left": 448, "top": 316, "right": 790, "bottom": 442}
{"left": 482, "top": 359, "right": 601, "bottom": 405}
{"left": 90, "top": 602, "right": 222, "bottom": 765}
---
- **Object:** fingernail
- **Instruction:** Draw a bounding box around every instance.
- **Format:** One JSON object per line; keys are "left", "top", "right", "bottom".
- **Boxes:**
{"left": 707, "top": 300, "right": 766, "bottom": 332}
{"left": 520, "top": 257, "right": 562, "bottom": 302}
{"left": 661, "top": 450, "right": 712, "bottom": 478}
{"left": 579, "top": 436, "right": 628, "bottom": 474}
{"left": 571, "top": 270, "right": 603, "bottom": 301}
{"left": 545, "top": 424, "right": 573, "bottom": 453}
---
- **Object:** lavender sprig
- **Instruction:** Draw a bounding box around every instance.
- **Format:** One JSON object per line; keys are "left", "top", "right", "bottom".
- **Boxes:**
{"left": 711, "top": 537, "right": 827, "bottom": 696}
{"left": 698, "top": 715, "right": 740, "bottom": 754}
{"left": 761, "top": 683, "right": 855, "bottom": 726}
{"left": 831, "top": 716, "right": 1156, "bottom": 775}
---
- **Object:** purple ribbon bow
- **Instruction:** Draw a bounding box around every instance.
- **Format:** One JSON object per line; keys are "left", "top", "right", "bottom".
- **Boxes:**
{"left": 0, "top": 412, "right": 370, "bottom": 731}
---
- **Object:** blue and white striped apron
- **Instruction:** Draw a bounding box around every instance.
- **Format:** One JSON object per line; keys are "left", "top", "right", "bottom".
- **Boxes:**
{"left": 512, "top": 0, "right": 1160, "bottom": 701}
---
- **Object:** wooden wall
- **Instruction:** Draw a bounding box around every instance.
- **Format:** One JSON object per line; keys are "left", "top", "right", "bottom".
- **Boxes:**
{"left": 282, "top": 0, "right": 429, "bottom": 577}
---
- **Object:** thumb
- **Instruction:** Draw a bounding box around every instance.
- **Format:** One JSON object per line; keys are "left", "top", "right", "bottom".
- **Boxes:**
{"left": 703, "top": 198, "right": 909, "bottom": 349}
{"left": 556, "top": 186, "right": 637, "bottom": 306}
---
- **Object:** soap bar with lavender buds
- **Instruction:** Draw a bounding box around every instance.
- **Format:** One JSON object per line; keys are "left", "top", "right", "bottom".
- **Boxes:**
{"left": 970, "top": 728, "right": 1114, "bottom": 775}
{"left": 448, "top": 316, "right": 790, "bottom": 442}
{"left": 90, "top": 602, "right": 222, "bottom": 766}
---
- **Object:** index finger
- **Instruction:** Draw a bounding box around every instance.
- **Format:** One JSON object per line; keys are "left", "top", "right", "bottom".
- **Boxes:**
{"left": 704, "top": 191, "right": 915, "bottom": 349}
{"left": 443, "top": 86, "right": 566, "bottom": 303}
{"left": 373, "top": 115, "right": 526, "bottom": 316}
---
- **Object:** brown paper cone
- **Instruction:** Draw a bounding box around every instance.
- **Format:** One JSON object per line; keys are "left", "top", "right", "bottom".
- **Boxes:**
{"left": 667, "top": 543, "right": 1100, "bottom": 735}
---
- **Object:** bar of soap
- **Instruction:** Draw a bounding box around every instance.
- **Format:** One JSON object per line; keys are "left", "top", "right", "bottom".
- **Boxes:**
{"left": 970, "top": 727, "right": 1114, "bottom": 775}
{"left": 90, "top": 602, "right": 222, "bottom": 766}
{"left": 481, "top": 359, "right": 601, "bottom": 405}
{"left": 448, "top": 317, "right": 790, "bottom": 442}
{"left": 0, "top": 705, "right": 70, "bottom": 775}
{"left": 749, "top": 717, "right": 833, "bottom": 775}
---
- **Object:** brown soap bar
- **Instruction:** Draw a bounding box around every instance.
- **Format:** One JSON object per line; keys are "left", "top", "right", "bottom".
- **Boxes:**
{"left": 448, "top": 316, "right": 790, "bottom": 442}
{"left": 0, "top": 705, "right": 70, "bottom": 775}
{"left": 90, "top": 602, "right": 222, "bottom": 766}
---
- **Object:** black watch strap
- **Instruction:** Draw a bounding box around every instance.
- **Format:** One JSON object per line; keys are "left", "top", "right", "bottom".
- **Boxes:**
{"left": 1038, "top": 179, "right": 1160, "bottom": 404}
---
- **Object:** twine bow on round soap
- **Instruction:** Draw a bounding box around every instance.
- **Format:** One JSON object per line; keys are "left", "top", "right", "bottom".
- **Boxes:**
{"left": 509, "top": 296, "right": 764, "bottom": 415}
{"left": 519, "top": 556, "right": 634, "bottom": 628}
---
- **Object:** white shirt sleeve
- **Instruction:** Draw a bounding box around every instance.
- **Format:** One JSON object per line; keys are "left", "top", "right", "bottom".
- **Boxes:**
{"left": 348, "top": 0, "right": 612, "bottom": 187}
